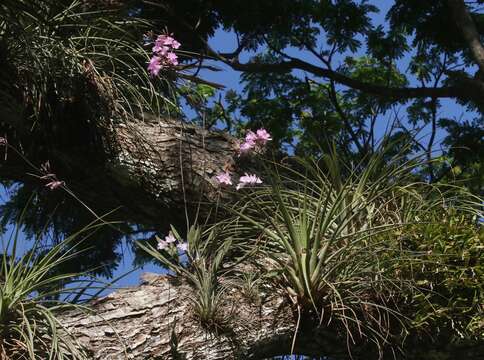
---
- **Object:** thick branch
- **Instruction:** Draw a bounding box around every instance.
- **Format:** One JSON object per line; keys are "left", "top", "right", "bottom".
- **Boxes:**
{"left": 448, "top": 0, "right": 484, "bottom": 73}
{"left": 0, "top": 115, "right": 237, "bottom": 229}
{"left": 216, "top": 55, "right": 484, "bottom": 111}
{"left": 61, "top": 273, "right": 484, "bottom": 359}
{"left": 61, "top": 273, "right": 350, "bottom": 360}
{"left": 111, "top": 116, "right": 236, "bottom": 210}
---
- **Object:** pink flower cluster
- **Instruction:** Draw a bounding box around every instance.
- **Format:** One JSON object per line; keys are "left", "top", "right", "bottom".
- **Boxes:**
{"left": 45, "top": 180, "right": 65, "bottom": 190}
{"left": 147, "top": 34, "right": 181, "bottom": 77}
{"left": 157, "top": 231, "right": 188, "bottom": 252}
{"left": 215, "top": 171, "right": 262, "bottom": 190}
{"left": 213, "top": 128, "right": 270, "bottom": 190}
{"left": 238, "top": 128, "right": 272, "bottom": 155}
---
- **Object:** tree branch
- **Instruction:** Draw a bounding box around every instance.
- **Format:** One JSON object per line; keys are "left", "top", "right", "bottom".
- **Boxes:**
{"left": 210, "top": 51, "right": 484, "bottom": 110}
{"left": 326, "top": 80, "right": 365, "bottom": 154}
{"left": 62, "top": 272, "right": 484, "bottom": 359}
{"left": 0, "top": 115, "right": 237, "bottom": 231}
{"left": 215, "top": 55, "right": 461, "bottom": 101}
{"left": 448, "top": 0, "right": 484, "bottom": 73}
{"left": 61, "top": 273, "right": 352, "bottom": 360}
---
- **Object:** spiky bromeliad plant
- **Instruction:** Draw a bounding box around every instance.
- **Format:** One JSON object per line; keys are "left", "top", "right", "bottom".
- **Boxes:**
{"left": 137, "top": 141, "right": 481, "bottom": 356}
{"left": 0, "top": 216, "right": 105, "bottom": 359}
{"left": 224, "top": 147, "right": 482, "bottom": 356}
{"left": 138, "top": 225, "right": 237, "bottom": 331}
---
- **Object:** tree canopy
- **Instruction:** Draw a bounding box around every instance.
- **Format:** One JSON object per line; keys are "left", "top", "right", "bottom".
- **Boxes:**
{"left": 0, "top": 1, "right": 483, "bottom": 358}
{"left": 132, "top": 0, "right": 484, "bottom": 188}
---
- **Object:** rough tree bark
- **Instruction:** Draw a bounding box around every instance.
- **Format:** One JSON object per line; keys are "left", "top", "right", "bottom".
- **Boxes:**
{"left": 0, "top": 114, "right": 238, "bottom": 229}
{"left": 61, "top": 273, "right": 353, "bottom": 360}
{"left": 448, "top": 0, "right": 484, "bottom": 73}
{"left": 103, "top": 115, "right": 238, "bottom": 226}
{"left": 60, "top": 272, "right": 484, "bottom": 360}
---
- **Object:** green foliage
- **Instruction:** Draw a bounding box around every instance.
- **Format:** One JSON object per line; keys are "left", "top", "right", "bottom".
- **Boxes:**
{"left": 227, "top": 153, "right": 399, "bottom": 350}
{"left": 237, "top": 272, "right": 262, "bottom": 304}
{"left": 137, "top": 144, "right": 483, "bottom": 356}
{"left": 214, "top": 146, "right": 481, "bottom": 355}
{"left": 438, "top": 118, "right": 484, "bottom": 194}
{"left": 1, "top": 1, "right": 483, "bottom": 355}
{"left": 204, "top": 53, "right": 412, "bottom": 159}
{"left": 0, "top": 187, "right": 128, "bottom": 278}
{"left": 0, "top": 224, "right": 95, "bottom": 359}
{"left": 2, "top": 0, "right": 483, "bottom": 288}
{"left": 159, "top": 0, "right": 484, "bottom": 193}
{"left": 0, "top": 0, "right": 186, "bottom": 277}
{"left": 402, "top": 212, "right": 483, "bottom": 341}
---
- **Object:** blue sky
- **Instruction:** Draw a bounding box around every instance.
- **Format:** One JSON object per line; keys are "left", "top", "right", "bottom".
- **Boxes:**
{"left": 0, "top": 1, "right": 476, "bottom": 293}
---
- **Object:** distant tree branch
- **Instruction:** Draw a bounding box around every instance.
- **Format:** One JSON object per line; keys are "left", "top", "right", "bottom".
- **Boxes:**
{"left": 203, "top": 41, "right": 484, "bottom": 111}
{"left": 206, "top": 46, "right": 461, "bottom": 100}
{"left": 448, "top": 0, "right": 484, "bottom": 73}
{"left": 326, "top": 80, "right": 365, "bottom": 153}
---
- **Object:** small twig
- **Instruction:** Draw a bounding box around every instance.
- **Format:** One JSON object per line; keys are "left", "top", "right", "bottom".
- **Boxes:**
{"left": 290, "top": 304, "right": 301, "bottom": 355}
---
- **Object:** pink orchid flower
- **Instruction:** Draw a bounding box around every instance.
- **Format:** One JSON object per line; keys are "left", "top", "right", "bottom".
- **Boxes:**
{"left": 166, "top": 52, "right": 179, "bottom": 66}
{"left": 45, "top": 180, "right": 65, "bottom": 190}
{"left": 245, "top": 131, "right": 258, "bottom": 143}
{"left": 256, "top": 128, "right": 272, "bottom": 143}
{"left": 40, "top": 161, "right": 64, "bottom": 190}
{"left": 152, "top": 44, "right": 169, "bottom": 56}
{"left": 148, "top": 34, "right": 181, "bottom": 76}
{"left": 236, "top": 173, "right": 263, "bottom": 190}
{"left": 238, "top": 128, "right": 272, "bottom": 155}
{"left": 164, "top": 232, "right": 177, "bottom": 243}
{"left": 168, "top": 37, "right": 181, "bottom": 49}
{"left": 238, "top": 140, "right": 256, "bottom": 154}
{"left": 156, "top": 35, "right": 180, "bottom": 48}
{"left": 215, "top": 171, "right": 232, "bottom": 186}
{"left": 147, "top": 56, "right": 162, "bottom": 76}
{"left": 157, "top": 239, "right": 168, "bottom": 250}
